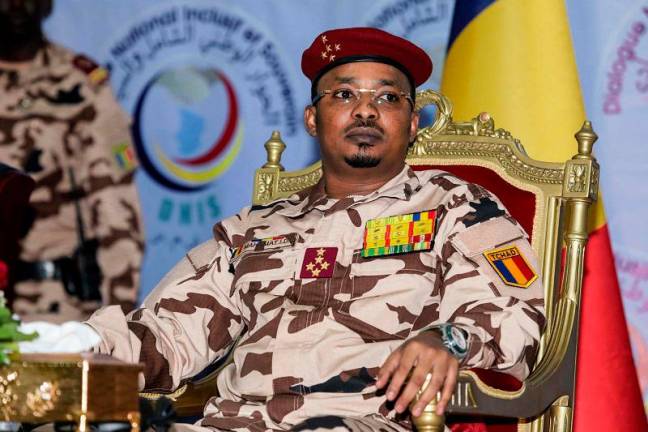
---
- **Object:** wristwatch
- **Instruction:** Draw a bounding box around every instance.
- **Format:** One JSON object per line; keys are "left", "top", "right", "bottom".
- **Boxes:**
{"left": 426, "top": 323, "right": 470, "bottom": 360}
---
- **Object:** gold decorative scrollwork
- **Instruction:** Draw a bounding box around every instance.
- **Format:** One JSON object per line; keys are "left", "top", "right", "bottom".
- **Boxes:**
{"left": 450, "top": 382, "right": 478, "bottom": 408}
{"left": 278, "top": 168, "right": 323, "bottom": 193}
{"left": 25, "top": 380, "right": 60, "bottom": 418}
{"left": 414, "top": 90, "right": 519, "bottom": 144}
{"left": 414, "top": 89, "right": 453, "bottom": 136}
{"left": 408, "top": 140, "right": 564, "bottom": 185}
{"left": 0, "top": 370, "right": 18, "bottom": 419}
{"left": 445, "top": 111, "right": 519, "bottom": 144}
{"left": 256, "top": 172, "right": 275, "bottom": 202}
{"left": 590, "top": 164, "right": 600, "bottom": 201}
{"left": 567, "top": 164, "right": 587, "bottom": 192}
{"left": 447, "top": 111, "right": 491, "bottom": 135}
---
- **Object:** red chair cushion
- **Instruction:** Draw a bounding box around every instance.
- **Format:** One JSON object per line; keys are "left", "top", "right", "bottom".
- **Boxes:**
{"left": 446, "top": 370, "right": 522, "bottom": 431}
{"left": 470, "top": 368, "right": 523, "bottom": 392}
{"left": 411, "top": 164, "right": 536, "bottom": 240}
{"left": 449, "top": 419, "right": 517, "bottom": 432}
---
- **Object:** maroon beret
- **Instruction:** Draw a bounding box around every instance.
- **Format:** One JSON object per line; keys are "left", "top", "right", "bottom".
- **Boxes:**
{"left": 301, "top": 27, "right": 433, "bottom": 87}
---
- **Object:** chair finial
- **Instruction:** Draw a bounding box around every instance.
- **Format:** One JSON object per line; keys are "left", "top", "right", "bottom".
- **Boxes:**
{"left": 574, "top": 121, "right": 598, "bottom": 158}
{"left": 263, "top": 130, "right": 286, "bottom": 170}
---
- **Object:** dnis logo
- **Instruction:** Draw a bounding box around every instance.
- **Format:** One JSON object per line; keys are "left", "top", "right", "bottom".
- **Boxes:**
{"left": 132, "top": 68, "right": 242, "bottom": 192}
{"left": 106, "top": 4, "right": 298, "bottom": 228}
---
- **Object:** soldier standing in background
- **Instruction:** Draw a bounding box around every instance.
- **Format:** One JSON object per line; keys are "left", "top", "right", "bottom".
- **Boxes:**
{"left": 0, "top": 0, "right": 144, "bottom": 322}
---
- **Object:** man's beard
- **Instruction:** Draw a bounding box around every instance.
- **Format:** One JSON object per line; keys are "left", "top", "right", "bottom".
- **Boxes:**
{"left": 344, "top": 146, "right": 381, "bottom": 168}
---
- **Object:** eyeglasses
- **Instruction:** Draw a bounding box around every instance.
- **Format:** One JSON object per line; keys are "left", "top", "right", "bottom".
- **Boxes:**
{"left": 312, "top": 88, "right": 413, "bottom": 110}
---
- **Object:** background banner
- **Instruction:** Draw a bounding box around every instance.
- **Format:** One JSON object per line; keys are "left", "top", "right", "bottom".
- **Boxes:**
{"left": 567, "top": 0, "right": 648, "bottom": 413}
{"left": 43, "top": 0, "right": 647, "bottom": 412}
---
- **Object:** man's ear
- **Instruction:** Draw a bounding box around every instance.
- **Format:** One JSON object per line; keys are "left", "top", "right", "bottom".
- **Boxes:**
{"left": 304, "top": 105, "right": 318, "bottom": 137}
{"left": 409, "top": 109, "right": 420, "bottom": 143}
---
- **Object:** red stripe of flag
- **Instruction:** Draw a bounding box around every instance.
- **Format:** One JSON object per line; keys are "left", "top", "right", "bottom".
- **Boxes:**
{"left": 511, "top": 253, "right": 535, "bottom": 281}
{"left": 363, "top": 227, "right": 368, "bottom": 249}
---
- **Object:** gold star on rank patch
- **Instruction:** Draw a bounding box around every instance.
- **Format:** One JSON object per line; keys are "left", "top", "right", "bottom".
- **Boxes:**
{"left": 300, "top": 247, "right": 338, "bottom": 279}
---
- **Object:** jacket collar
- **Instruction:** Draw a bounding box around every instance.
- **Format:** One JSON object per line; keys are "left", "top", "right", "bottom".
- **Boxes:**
{"left": 272, "top": 164, "right": 423, "bottom": 217}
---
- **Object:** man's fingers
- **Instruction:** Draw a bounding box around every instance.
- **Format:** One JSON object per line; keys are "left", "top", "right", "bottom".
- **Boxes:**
{"left": 376, "top": 349, "right": 401, "bottom": 389}
{"left": 408, "top": 359, "right": 448, "bottom": 416}
{"left": 436, "top": 361, "right": 459, "bottom": 415}
{"left": 385, "top": 347, "right": 418, "bottom": 402}
{"left": 395, "top": 358, "right": 436, "bottom": 414}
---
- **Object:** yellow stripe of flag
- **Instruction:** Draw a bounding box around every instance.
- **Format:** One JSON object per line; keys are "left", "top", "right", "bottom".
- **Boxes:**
{"left": 441, "top": 0, "right": 605, "bottom": 231}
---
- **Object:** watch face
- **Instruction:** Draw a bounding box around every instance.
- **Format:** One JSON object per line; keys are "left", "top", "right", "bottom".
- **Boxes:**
{"left": 449, "top": 326, "right": 468, "bottom": 351}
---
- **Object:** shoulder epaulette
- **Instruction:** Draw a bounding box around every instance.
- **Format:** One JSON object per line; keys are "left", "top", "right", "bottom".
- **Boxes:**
{"left": 72, "top": 54, "right": 109, "bottom": 86}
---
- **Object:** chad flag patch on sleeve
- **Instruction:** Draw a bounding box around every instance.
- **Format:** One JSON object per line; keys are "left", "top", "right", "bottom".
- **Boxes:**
{"left": 483, "top": 245, "right": 537, "bottom": 288}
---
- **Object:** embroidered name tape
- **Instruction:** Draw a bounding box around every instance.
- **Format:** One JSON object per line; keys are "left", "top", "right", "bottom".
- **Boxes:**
{"left": 483, "top": 245, "right": 537, "bottom": 288}
{"left": 231, "top": 234, "right": 296, "bottom": 264}
{"left": 363, "top": 210, "right": 436, "bottom": 257}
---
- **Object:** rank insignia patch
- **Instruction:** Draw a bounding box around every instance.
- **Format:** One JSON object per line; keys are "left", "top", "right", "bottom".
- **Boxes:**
{"left": 362, "top": 210, "right": 436, "bottom": 257}
{"left": 300, "top": 247, "right": 338, "bottom": 278}
{"left": 483, "top": 245, "right": 537, "bottom": 288}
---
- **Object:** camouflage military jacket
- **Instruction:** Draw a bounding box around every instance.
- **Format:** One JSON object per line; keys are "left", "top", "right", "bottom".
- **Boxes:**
{"left": 0, "top": 43, "right": 144, "bottom": 317}
{"left": 87, "top": 166, "right": 545, "bottom": 430}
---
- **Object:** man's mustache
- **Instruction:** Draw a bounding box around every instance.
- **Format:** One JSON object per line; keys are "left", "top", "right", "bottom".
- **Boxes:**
{"left": 344, "top": 119, "right": 385, "bottom": 135}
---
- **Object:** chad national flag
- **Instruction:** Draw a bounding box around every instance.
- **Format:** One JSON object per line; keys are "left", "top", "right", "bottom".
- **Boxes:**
{"left": 442, "top": 1, "right": 648, "bottom": 431}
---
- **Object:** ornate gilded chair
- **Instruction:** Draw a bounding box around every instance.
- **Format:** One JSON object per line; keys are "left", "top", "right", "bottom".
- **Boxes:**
{"left": 143, "top": 90, "right": 599, "bottom": 432}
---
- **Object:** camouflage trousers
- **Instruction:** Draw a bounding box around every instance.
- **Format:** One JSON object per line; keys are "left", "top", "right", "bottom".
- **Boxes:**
{"left": 29, "top": 415, "right": 451, "bottom": 432}
{"left": 170, "top": 415, "right": 419, "bottom": 431}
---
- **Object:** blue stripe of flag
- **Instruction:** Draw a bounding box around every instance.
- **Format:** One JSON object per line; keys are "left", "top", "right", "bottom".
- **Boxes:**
{"left": 447, "top": 0, "right": 496, "bottom": 50}
{"left": 493, "top": 259, "right": 516, "bottom": 284}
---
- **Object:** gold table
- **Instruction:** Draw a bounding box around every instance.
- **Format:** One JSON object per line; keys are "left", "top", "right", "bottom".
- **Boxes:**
{"left": 0, "top": 353, "right": 142, "bottom": 431}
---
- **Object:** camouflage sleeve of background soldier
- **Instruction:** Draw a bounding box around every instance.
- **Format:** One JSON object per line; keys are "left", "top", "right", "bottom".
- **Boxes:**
{"left": 428, "top": 183, "right": 546, "bottom": 381}
{"left": 81, "top": 80, "right": 144, "bottom": 313}
{"left": 85, "top": 217, "right": 246, "bottom": 392}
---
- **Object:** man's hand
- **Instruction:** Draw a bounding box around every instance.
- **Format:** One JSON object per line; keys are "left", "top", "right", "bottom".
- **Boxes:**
{"left": 376, "top": 332, "right": 459, "bottom": 417}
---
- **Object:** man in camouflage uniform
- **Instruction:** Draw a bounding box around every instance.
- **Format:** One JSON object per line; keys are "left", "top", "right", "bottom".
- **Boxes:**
{"left": 0, "top": 0, "right": 144, "bottom": 322}
{"left": 87, "top": 28, "right": 545, "bottom": 431}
